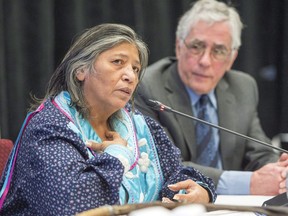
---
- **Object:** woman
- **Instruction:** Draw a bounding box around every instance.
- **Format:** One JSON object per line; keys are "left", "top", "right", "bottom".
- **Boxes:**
{"left": 0, "top": 23, "right": 216, "bottom": 215}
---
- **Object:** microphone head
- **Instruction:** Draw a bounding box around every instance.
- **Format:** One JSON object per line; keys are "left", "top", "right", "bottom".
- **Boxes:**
{"left": 145, "top": 99, "right": 172, "bottom": 112}
{"left": 136, "top": 91, "right": 159, "bottom": 110}
{"left": 145, "top": 99, "right": 161, "bottom": 111}
{"left": 136, "top": 89, "right": 171, "bottom": 112}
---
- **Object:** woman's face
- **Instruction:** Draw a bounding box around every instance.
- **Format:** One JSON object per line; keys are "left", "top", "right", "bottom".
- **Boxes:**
{"left": 76, "top": 42, "right": 141, "bottom": 115}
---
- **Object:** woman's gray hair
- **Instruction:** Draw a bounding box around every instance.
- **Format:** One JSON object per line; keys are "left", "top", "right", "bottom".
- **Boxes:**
{"left": 176, "top": 0, "right": 243, "bottom": 50}
{"left": 43, "top": 23, "right": 148, "bottom": 118}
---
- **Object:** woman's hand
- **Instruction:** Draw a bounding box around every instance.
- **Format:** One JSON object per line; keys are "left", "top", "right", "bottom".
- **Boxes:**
{"left": 86, "top": 131, "right": 127, "bottom": 152}
{"left": 163, "top": 179, "right": 210, "bottom": 204}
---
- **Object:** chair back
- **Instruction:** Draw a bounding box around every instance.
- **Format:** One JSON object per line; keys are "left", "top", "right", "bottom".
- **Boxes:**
{"left": 0, "top": 139, "right": 13, "bottom": 175}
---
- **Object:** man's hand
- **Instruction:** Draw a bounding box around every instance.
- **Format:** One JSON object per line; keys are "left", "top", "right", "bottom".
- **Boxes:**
{"left": 250, "top": 162, "right": 288, "bottom": 195}
{"left": 278, "top": 153, "right": 288, "bottom": 169}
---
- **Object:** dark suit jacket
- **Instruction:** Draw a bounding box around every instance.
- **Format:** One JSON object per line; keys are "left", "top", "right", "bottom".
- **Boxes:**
{"left": 135, "top": 57, "right": 279, "bottom": 186}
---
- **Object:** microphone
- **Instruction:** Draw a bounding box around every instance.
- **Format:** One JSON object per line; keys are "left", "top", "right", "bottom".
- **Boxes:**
{"left": 146, "top": 99, "right": 288, "bottom": 154}
{"left": 147, "top": 99, "right": 288, "bottom": 207}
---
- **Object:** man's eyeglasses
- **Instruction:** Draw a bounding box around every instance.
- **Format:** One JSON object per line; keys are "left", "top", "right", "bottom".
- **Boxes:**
{"left": 182, "top": 39, "right": 233, "bottom": 62}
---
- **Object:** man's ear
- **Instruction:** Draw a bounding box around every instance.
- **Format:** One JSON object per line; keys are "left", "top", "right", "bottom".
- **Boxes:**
{"left": 76, "top": 69, "right": 86, "bottom": 81}
{"left": 226, "top": 50, "right": 238, "bottom": 71}
{"left": 175, "top": 39, "right": 181, "bottom": 59}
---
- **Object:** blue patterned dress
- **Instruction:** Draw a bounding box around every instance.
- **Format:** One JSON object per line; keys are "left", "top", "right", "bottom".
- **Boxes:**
{"left": 0, "top": 93, "right": 216, "bottom": 216}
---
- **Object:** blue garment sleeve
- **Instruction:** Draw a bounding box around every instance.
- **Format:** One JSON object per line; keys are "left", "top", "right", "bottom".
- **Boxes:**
{"left": 217, "top": 171, "right": 252, "bottom": 195}
{"left": 142, "top": 114, "right": 217, "bottom": 202}
{"left": 0, "top": 101, "right": 126, "bottom": 216}
{"left": 105, "top": 144, "right": 135, "bottom": 173}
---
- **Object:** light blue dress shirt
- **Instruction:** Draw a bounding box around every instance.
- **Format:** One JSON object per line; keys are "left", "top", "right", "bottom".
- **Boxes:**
{"left": 185, "top": 87, "right": 252, "bottom": 195}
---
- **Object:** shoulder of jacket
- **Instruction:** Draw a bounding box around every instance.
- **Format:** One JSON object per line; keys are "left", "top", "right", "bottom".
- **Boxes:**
{"left": 146, "top": 57, "right": 176, "bottom": 72}
{"left": 225, "top": 69, "right": 256, "bottom": 83}
{"left": 142, "top": 57, "right": 176, "bottom": 81}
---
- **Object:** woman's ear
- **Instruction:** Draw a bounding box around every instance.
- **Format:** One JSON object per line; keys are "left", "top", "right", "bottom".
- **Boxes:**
{"left": 76, "top": 69, "right": 86, "bottom": 81}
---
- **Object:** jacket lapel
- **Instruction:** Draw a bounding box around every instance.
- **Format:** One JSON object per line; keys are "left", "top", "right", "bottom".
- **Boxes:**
{"left": 216, "top": 76, "right": 237, "bottom": 169}
{"left": 165, "top": 63, "right": 197, "bottom": 157}
{"left": 163, "top": 62, "right": 238, "bottom": 165}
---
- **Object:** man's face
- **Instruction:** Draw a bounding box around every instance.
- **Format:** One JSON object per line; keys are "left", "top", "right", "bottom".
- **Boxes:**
{"left": 176, "top": 20, "right": 238, "bottom": 94}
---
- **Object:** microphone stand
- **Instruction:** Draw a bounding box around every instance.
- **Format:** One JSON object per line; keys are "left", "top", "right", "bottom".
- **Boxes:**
{"left": 146, "top": 99, "right": 288, "bottom": 207}
{"left": 147, "top": 99, "right": 288, "bottom": 154}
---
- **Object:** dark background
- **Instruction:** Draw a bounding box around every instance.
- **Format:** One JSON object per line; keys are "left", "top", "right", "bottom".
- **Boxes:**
{"left": 1, "top": 0, "right": 288, "bottom": 144}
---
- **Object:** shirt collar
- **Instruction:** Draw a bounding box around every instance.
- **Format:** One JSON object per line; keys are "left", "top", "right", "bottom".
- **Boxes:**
{"left": 185, "top": 86, "right": 217, "bottom": 109}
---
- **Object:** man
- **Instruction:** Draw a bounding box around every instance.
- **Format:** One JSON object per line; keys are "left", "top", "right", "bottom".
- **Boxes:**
{"left": 135, "top": 0, "right": 288, "bottom": 195}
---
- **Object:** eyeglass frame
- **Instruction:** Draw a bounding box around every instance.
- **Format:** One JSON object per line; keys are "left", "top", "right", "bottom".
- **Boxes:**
{"left": 182, "top": 38, "right": 235, "bottom": 62}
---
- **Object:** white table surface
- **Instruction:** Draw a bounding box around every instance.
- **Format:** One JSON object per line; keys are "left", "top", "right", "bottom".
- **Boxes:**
{"left": 128, "top": 196, "right": 276, "bottom": 216}
{"left": 205, "top": 195, "right": 274, "bottom": 215}
{"left": 215, "top": 195, "right": 273, "bottom": 206}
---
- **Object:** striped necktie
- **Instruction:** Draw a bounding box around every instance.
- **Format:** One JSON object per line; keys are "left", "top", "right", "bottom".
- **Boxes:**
{"left": 195, "top": 95, "right": 219, "bottom": 168}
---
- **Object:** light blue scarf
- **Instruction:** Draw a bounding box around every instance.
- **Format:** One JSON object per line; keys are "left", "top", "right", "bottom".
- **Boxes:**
{"left": 54, "top": 91, "right": 164, "bottom": 204}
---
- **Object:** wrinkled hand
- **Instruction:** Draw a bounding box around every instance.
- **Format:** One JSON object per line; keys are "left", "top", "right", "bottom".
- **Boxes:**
{"left": 250, "top": 162, "right": 288, "bottom": 195}
{"left": 278, "top": 153, "right": 288, "bottom": 167}
{"left": 86, "top": 131, "right": 127, "bottom": 152}
{"left": 278, "top": 153, "right": 288, "bottom": 191}
{"left": 162, "top": 179, "right": 210, "bottom": 204}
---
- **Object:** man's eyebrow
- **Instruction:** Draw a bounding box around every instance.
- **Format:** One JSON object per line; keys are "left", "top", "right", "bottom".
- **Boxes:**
{"left": 188, "top": 38, "right": 203, "bottom": 43}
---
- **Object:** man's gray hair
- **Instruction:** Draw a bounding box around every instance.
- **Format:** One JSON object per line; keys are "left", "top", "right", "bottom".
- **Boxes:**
{"left": 176, "top": 0, "right": 243, "bottom": 50}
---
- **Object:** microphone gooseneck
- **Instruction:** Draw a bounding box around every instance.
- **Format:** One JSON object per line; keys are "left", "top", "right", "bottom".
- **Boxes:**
{"left": 147, "top": 99, "right": 288, "bottom": 154}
